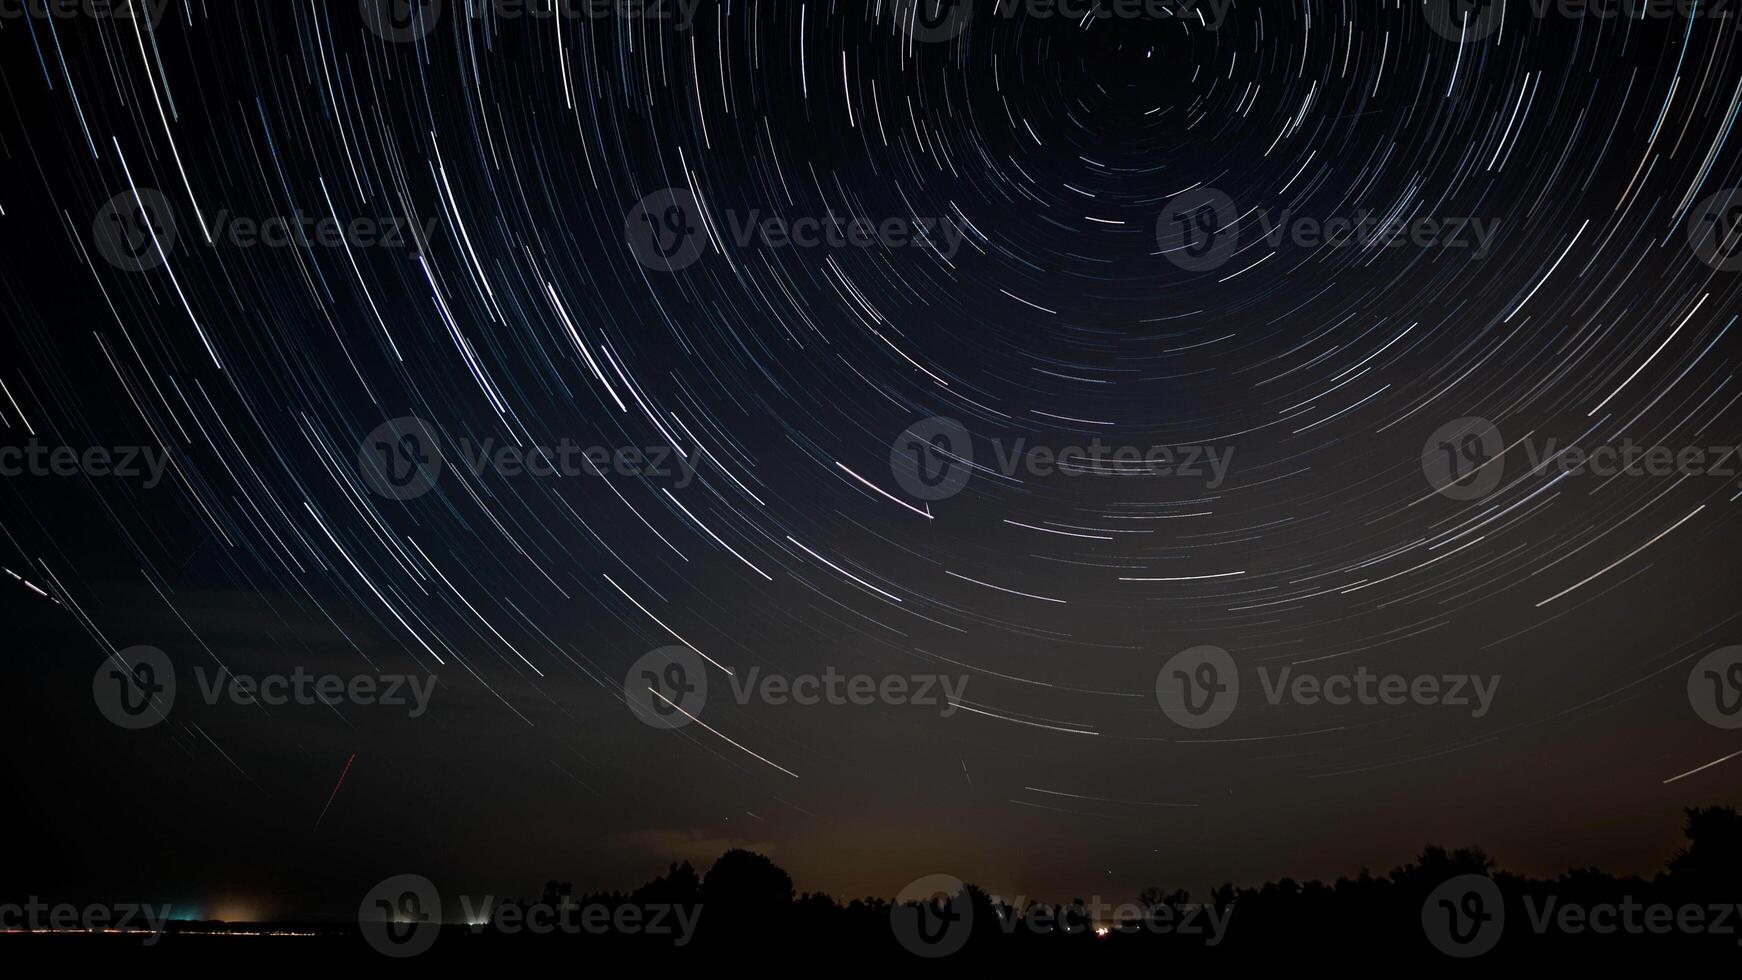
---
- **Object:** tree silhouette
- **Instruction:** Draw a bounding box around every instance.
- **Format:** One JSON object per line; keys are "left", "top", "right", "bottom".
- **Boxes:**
{"left": 702, "top": 849, "right": 794, "bottom": 908}
{"left": 698, "top": 848, "right": 793, "bottom": 942}
{"left": 1666, "top": 805, "right": 1742, "bottom": 894}
{"left": 632, "top": 861, "right": 701, "bottom": 906}
{"left": 399, "top": 806, "right": 1742, "bottom": 964}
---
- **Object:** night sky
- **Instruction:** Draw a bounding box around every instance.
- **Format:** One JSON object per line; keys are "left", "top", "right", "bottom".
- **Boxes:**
{"left": 3, "top": 0, "right": 1742, "bottom": 922}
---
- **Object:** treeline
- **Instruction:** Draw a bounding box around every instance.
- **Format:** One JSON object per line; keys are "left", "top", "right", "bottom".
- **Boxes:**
{"left": 472, "top": 805, "right": 1742, "bottom": 962}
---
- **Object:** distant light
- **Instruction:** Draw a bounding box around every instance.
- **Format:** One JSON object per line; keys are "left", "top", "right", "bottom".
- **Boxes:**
{"left": 1094, "top": 926, "right": 1110, "bottom": 938}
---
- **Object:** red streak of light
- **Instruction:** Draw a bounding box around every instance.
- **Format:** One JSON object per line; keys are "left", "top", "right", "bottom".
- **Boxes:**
{"left": 314, "top": 752, "right": 356, "bottom": 830}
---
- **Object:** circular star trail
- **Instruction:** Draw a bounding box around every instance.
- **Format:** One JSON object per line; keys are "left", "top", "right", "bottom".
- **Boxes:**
{"left": 3, "top": 0, "right": 1742, "bottom": 903}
